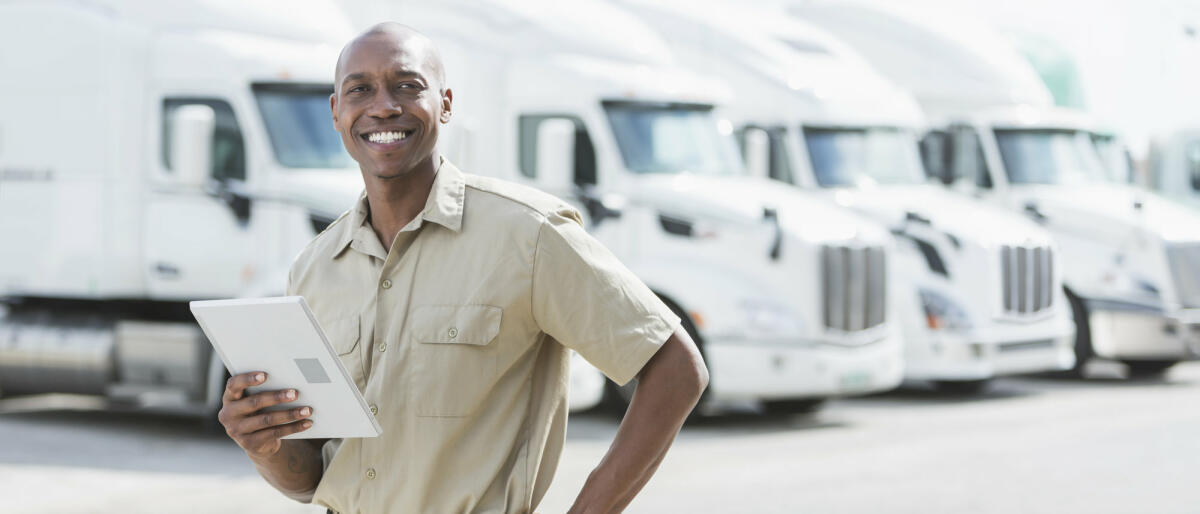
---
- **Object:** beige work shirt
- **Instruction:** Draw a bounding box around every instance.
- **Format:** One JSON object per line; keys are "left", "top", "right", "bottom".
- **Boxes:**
{"left": 286, "top": 159, "right": 679, "bottom": 514}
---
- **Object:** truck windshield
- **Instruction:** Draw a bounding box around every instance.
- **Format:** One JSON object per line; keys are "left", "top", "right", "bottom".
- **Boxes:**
{"left": 253, "top": 84, "right": 355, "bottom": 169}
{"left": 803, "top": 127, "right": 926, "bottom": 187}
{"left": 995, "top": 129, "right": 1106, "bottom": 185}
{"left": 604, "top": 102, "right": 743, "bottom": 175}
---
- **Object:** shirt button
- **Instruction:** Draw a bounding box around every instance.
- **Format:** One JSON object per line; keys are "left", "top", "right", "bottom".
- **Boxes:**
{"left": 366, "top": 468, "right": 377, "bottom": 480}
{"left": 370, "top": 404, "right": 378, "bottom": 416}
{"left": 381, "top": 279, "right": 392, "bottom": 289}
{"left": 448, "top": 327, "right": 458, "bottom": 338}
{"left": 377, "top": 343, "right": 387, "bottom": 353}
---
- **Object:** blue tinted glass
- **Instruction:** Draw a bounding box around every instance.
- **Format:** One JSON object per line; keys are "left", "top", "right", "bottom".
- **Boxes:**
{"left": 254, "top": 86, "right": 355, "bottom": 169}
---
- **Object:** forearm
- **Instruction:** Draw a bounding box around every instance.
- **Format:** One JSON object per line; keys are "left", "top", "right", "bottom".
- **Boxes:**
{"left": 251, "top": 439, "right": 327, "bottom": 503}
{"left": 569, "top": 332, "right": 708, "bottom": 513}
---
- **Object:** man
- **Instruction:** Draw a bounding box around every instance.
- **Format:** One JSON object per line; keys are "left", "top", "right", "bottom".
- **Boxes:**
{"left": 217, "top": 22, "right": 709, "bottom": 513}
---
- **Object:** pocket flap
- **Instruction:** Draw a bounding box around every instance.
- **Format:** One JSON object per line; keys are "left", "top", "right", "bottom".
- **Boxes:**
{"left": 412, "top": 305, "right": 502, "bottom": 346}
{"left": 323, "top": 316, "right": 361, "bottom": 356}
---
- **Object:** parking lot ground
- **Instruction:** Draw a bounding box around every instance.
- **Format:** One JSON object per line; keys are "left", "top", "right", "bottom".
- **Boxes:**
{"left": 1, "top": 362, "right": 1198, "bottom": 513}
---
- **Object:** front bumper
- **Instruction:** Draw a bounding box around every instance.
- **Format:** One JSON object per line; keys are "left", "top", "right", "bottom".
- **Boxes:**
{"left": 1086, "top": 300, "right": 1200, "bottom": 360}
{"left": 903, "top": 317, "right": 1076, "bottom": 381}
{"left": 704, "top": 331, "right": 904, "bottom": 402}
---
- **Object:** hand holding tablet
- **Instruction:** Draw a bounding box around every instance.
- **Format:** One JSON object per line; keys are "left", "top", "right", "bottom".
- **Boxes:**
{"left": 191, "top": 297, "right": 382, "bottom": 440}
{"left": 218, "top": 370, "right": 315, "bottom": 455}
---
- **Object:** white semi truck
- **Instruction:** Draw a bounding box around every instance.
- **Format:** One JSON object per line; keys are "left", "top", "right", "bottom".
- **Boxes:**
{"left": 0, "top": 0, "right": 366, "bottom": 413}
{"left": 340, "top": 0, "right": 905, "bottom": 411}
{"left": 622, "top": 0, "right": 1075, "bottom": 392}
{"left": 794, "top": 1, "right": 1200, "bottom": 376}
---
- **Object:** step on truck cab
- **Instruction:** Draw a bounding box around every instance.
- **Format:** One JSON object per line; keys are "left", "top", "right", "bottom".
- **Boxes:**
{"left": 342, "top": 0, "right": 905, "bottom": 411}
{"left": 795, "top": 1, "right": 1200, "bottom": 376}
{"left": 622, "top": 0, "right": 1076, "bottom": 392}
{"left": 0, "top": 0, "right": 368, "bottom": 413}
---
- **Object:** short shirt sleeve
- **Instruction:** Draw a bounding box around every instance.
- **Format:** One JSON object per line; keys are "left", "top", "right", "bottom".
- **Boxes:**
{"left": 532, "top": 208, "right": 681, "bottom": 386}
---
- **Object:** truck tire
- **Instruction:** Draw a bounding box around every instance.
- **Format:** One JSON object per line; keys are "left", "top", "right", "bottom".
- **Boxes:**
{"left": 1122, "top": 360, "right": 1176, "bottom": 378}
{"left": 932, "top": 379, "right": 992, "bottom": 395}
{"left": 762, "top": 398, "right": 826, "bottom": 415}
{"left": 1065, "top": 289, "right": 1093, "bottom": 378}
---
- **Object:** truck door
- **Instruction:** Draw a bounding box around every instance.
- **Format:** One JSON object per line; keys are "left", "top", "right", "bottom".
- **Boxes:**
{"left": 516, "top": 113, "right": 628, "bottom": 254}
{"left": 144, "top": 98, "right": 255, "bottom": 299}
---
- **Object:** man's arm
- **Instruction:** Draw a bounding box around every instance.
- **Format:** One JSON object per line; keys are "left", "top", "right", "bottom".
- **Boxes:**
{"left": 568, "top": 327, "right": 709, "bottom": 513}
{"left": 217, "top": 372, "right": 328, "bottom": 503}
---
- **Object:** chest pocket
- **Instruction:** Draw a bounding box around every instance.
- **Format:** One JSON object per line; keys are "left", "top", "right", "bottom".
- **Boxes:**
{"left": 411, "top": 305, "right": 502, "bottom": 417}
{"left": 323, "top": 315, "right": 366, "bottom": 392}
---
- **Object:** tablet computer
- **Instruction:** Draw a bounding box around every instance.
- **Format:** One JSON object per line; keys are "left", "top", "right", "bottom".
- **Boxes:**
{"left": 190, "top": 296, "right": 381, "bottom": 439}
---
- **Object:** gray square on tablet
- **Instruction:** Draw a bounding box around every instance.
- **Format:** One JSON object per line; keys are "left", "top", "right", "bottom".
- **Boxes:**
{"left": 295, "top": 358, "right": 331, "bottom": 384}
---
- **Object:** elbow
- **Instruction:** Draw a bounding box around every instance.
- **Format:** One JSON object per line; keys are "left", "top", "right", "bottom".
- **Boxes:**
{"left": 692, "top": 359, "right": 710, "bottom": 403}
{"left": 280, "top": 487, "right": 318, "bottom": 504}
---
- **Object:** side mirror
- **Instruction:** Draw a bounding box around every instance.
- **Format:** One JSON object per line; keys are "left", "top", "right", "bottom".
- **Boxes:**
{"left": 169, "top": 104, "right": 215, "bottom": 188}
{"left": 742, "top": 127, "right": 770, "bottom": 180}
{"left": 536, "top": 119, "right": 576, "bottom": 194}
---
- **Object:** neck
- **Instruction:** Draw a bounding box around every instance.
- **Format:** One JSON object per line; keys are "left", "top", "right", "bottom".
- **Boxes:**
{"left": 362, "top": 153, "right": 440, "bottom": 251}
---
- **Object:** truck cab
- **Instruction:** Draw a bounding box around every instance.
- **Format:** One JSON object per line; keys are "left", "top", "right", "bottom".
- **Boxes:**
{"left": 0, "top": 0, "right": 365, "bottom": 412}
{"left": 624, "top": 0, "right": 1076, "bottom": 391}
{"left": 796, "top": 1, "right": 1200, "bottom": 375}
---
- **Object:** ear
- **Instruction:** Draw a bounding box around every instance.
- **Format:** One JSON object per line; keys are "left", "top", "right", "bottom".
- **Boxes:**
{"left": 440, "top": 88, "right": 453, "bottom": 124}
{"left": 329, "top": 92, "right": 339, "bottom": 127}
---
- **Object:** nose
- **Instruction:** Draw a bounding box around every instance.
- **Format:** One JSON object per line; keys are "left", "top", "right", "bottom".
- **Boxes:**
{"left": 365, "top": 91, "right": 403, "bottom": 119}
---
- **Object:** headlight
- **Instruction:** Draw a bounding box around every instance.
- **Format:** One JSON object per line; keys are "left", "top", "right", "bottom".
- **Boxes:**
{"left": 919, "top": 289, "right": 972, "bottom": 330}
{"left": 737, "top": 298, "right": 805, "bottom": 337}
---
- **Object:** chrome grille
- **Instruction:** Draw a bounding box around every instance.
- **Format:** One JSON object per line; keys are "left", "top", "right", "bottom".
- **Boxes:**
{"left": 822, "top": 245, "right": 887, "bottom": 331}
{"left": 1001, "top": 245, "right": 1054, "bottom": 315}
{"left": 1166, "top": 244, "right": 1200, "bottom": 309}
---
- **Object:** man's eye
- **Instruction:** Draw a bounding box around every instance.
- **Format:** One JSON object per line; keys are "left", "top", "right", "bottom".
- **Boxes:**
{"left": 399, "top": 83, "right": 421, "bottom": 90}
{"left": 348, "top": 85, "right": 367, "bottom": 93}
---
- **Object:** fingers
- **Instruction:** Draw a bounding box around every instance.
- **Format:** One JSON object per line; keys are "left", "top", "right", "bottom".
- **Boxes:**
{"left": 222, "top": 372, "right": 266, "bottom": 403}
{"left": 226, "top": 388, "right": 300, "bottom": 417}
{"left": 245, "top": 419, "right": 315, "bottom": 454}
{"left": 238, "top": 405, "right": 314, "bottom": 435}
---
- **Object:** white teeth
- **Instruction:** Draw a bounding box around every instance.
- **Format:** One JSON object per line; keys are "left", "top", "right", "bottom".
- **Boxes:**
{"left": 367, "top": 131, "right": 407, "bottom": 143}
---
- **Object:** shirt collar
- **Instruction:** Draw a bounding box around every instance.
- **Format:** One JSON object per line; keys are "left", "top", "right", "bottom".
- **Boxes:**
{"left": 332, "top": 158, "right": 465, "bottom": 260}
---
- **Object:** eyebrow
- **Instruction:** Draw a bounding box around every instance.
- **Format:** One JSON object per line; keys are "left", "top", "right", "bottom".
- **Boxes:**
{"left": 340, "top": 70, "right": 426, "bottom": 86}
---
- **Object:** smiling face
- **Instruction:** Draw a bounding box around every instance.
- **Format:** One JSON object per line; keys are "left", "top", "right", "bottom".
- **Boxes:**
{"left": 330, "top": 26, "right": 452, "bottom": 180}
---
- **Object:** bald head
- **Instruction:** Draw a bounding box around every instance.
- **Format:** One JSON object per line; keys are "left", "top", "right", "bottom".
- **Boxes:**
{"left": 334, "top": 22, "right": 446, "bottom": 93}
{"left": 329, "top": 21, "right": 453, "bottom": 181}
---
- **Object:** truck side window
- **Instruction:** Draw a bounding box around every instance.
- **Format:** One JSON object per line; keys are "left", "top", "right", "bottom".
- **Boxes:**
{"left": 736, "top": 125, "right": 793, "bottom": 183}
{"left": 919, "top": 130, "right": 952, "bottom": 184}
{"left": 518, "top": 115, "right": 597, "bottom": 186}
{"left": 162, "top": 99, "right": 246, "bottom": 182}
{"left": 1187, "top": 141, "right": 1200, "bottom": 191}
{"left": 767, "top": 128, "right": 794, "bottom": 184}
{"left": 954, "top": 128, "right": 992, "bottom": 189}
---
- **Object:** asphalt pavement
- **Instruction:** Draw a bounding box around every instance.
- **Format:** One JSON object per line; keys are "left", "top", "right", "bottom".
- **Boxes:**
{"left": 1, "top": 362, "right": 1198, "bottom": 513}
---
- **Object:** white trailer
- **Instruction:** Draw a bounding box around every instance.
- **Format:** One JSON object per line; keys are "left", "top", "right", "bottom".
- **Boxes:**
{"left": 794, "top": 1, "right": 1200, "bottom": 375}
{"left": 621, "top": 0, "right": 1075, "bottom": 392}
{"left": 340, "top": 0, "right": 904, "bottom": 411}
